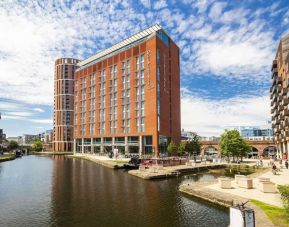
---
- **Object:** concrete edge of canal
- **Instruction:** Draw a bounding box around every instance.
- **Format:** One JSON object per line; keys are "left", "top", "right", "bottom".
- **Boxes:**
{"left": 0, "top": 154, "right": 16, "bottom": 162}
{"left": 67, "top": 154, "right": 126, "bottom": 169}
{"left": 179, "top": 180, "right": 275, "bottom": 227}
{"left": 128, "top": 164, "right": 227, "bottom": 180}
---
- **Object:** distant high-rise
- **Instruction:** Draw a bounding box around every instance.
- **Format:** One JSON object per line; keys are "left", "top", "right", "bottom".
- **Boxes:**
{"left": 73, "top": 25, "right": 181, "bottom": 157}
{"left": 53, "top": 58, "right": 79, "bottom": 152}
{"left": 270, "top": 34, "right": 289, "bottom": 160}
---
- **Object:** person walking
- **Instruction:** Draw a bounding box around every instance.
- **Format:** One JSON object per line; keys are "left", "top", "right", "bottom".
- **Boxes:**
{"left": 285, "top": 160, "right": 288, "bottom": 169}
{"left": 272, "top": 163, "right": 277, "bottom": 175}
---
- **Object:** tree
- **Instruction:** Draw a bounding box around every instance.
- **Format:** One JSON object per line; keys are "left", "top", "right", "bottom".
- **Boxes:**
{"left": 185, "top": 133, "right": 202, "bottom": 155}
{"left": 219, "top": 129, "right": 251, "bottom": 161}
{"left": 178, "top": 142, "right": 186, "bottom": 155}
{"left": 167, "top": 141, "right": 178, "bottom": 155}
{"left": 32, "top": 139, "right": 43, "bottom": 152}
{"left": 8, "top": 140, "right": 19, "bottom": 151}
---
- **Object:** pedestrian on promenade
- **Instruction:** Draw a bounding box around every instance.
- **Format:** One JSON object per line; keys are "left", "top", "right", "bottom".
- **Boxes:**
{"left": 285, "top": 160, "right": 288, "bottom": 169}
{"left": 272, "top": 163, "right": 277, "bottom": 175}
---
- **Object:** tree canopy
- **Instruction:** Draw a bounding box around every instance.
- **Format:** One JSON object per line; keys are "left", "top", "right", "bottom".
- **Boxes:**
{"left": 8, "top": 140, "right": 19, "bottom": 150}
{"left": 32, "top": 139, "right": 43, "bottom": 152}
{"left": 178, "top": 143, "right": 186, "bottom": 155}
{"left": 219, "top": 129, "right": 251, "bottom": 160}
{"left": 167, "top": 141, "right": 178, "bottom": 155}
{"left": 185, "top": 133, "right": 202, "bottom": 155}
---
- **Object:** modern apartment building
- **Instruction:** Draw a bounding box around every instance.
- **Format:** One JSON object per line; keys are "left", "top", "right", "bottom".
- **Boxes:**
{"left": 53, "top": 58, "right": 79, "bottom": 152}
{"left": 73, "top": 25, "right": 181, "bottom": 157}
{"left": 271, "top": 34, "right": 289, "bottom": 160}
{"left": 229, "top": 126, "right": 273, "bottom": 141}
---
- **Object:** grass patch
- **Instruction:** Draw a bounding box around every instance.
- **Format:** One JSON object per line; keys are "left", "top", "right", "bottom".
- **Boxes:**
{"left": 111, "top": 160, "right": 129, "bottom": 164}
{"left": 0, "top": 153, "right": 16, "bottom": 162}
{"left": 251, "top": 199, "right": 289, "bottom": 227}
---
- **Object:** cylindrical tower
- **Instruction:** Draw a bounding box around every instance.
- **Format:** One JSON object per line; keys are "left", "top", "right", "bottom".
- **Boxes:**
{"left": 53, "top": 58, "right": 79, "bottom": 152}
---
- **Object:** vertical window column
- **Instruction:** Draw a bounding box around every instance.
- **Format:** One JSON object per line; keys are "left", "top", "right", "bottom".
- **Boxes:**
{"left": 99, "top": 70, "right": 106, "bottom": 134}
{"left": 135, "top": 54, "right": 145, "bottom": 132}
{"left": 80, "top": 77, "right": 86, "bottom": 135}
{"left": 122, "top": 60, "right": 130, "bottom": 133}
{"left": 89, "top": 74, "right": 95, "bottom": 135}
{"left": 110, "top": 65, "right": 117, "bottom": 134}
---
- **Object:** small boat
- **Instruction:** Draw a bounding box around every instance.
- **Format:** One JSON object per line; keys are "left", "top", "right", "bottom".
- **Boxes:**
{"left": 123, "top": 157, "right": 141, "bottom": 170}
{"left": 15, "top": 150, "right": 23, "bottom": 158}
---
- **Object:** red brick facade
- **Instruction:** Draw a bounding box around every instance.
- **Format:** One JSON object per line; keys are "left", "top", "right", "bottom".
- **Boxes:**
{"left": 53, "top": 58, "right": 79, "bottom": 152}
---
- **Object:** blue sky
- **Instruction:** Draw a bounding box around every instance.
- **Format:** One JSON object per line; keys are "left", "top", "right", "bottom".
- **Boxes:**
{"left": 0, "top": 0, "right": 289, "bottom": 137}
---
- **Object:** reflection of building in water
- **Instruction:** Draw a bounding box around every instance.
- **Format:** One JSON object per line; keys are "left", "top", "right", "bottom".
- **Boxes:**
{"left": 50, "top": 158, "right": 229, "bottom": 226}
{"left": 73, "top": 25, "right": 181, "bottom": 157}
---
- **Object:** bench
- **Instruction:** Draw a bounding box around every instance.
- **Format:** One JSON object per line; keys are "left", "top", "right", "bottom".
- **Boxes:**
{"left": 219, "top": 177, "right": 232, "bottom": 189}
{"left": 258, "top": 177, "right": 270, "bottom": 183}
{"left": 235, "top": 174, "right": 245, "bottom": 184}
{"left": 238, "top": 177, "right": 253, "bottom": 189}
{"left": 259, "top": 181, "right": 276, "bottom": 193}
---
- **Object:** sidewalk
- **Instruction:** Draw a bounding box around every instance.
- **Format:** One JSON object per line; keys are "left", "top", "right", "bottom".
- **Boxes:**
{"left": 206, "top": 165, "right": 289, "bottom": 207}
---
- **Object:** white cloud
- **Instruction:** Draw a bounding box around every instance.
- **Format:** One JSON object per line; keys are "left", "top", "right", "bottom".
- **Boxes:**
{"left": 4, "top": 111, "right": 33, "bottom": 117}
{"left": 196, "top": 41, "right": 271, "bottom": 79}
{"left": 140, "top": 0, "right": 151, "bottom": 8}
{"left": 154, "top": 0, "right": 167, "bottom": 10}
{"left": 181, "top": 93, "right": 270, "bottom": 136}
{"left": 29, "top": 119, "right": 53, "bottom": 124}
{"left": 33, "top": 108, "right": 45, "bottom": 113}
{"left": 209, "top": 2, "right": 227, "bottom": 20}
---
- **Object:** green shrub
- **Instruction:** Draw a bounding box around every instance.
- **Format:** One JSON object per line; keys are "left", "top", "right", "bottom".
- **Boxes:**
{"left": 278, "top": 185, "right": 289, "bottom": 214}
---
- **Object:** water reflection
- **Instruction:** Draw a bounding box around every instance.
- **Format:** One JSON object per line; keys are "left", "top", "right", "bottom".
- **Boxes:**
{"left": 0, "top": 156, "right": 229, "bottom": 227}
{"left": 51, "top": 156, "right": 229, "bottom": 227}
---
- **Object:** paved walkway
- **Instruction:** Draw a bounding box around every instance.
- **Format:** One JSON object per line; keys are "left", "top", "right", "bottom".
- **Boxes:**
{"left": 206, "top": 162, "right": 289, "bottom": 207}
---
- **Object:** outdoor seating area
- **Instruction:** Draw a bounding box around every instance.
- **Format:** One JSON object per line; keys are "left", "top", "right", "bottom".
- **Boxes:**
{"left": 219, "top": 177, "right": 232, "bottom": 189}
{"left": 218, "top": 175, "right": 276, "bottom": 192}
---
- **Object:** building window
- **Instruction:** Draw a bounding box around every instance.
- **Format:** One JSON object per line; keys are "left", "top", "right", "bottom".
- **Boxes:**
{"left": 157, "top": 67, "right": 160, "bottom": 81}
{"left": 140, "top": 54, "right": 144, "bottom": 69}
{"left": 157, "top": 49, "right": 161, "bottom": 65}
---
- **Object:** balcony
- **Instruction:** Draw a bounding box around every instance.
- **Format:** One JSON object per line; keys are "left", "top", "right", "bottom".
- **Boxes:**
{"left": 277, "top": 95, "right": 283, "bottom": 103}
{"left": 271, "top": 108, "right": 275, "bottom": 114}
{"left": 282, "top": 88, "right": 288, "bottom": 95}
{"left": 277, "top": 105, "right": 284, "bottom": 112}
{"left": 271, "top": 93, "right": 277, "bottom": 102}
{"left": 278, "top": 77, "right": 282, "bottom": 84}
{"left": 286, "top": 79, "right": 289, "bottom": 88}
{"left": 282, "top": 98, "right": 289, "bottom": 106}
{"left": 284, "top": 109, "right": 289, "bottom": 116}
{"left": 271, "top": 67, "right": 278, "bottom": 78}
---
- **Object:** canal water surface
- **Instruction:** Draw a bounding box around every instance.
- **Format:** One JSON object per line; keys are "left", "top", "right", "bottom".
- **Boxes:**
{"left": 0, "top": 156, "right": 229, "bottom": 227}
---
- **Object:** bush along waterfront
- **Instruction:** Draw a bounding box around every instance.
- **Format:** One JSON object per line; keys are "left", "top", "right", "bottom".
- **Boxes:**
{"left": 278, "top": 185, "right": 289, "bottom": 219}
{"left": 0, "top": 153, "right": 16, "bottom": 162}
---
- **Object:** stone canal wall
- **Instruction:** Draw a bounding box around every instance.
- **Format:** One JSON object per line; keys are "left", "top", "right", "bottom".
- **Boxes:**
{"left": 179, "top": 180, "right": 275, "bottom": 227}
{"left": 128, "top": 164, "right": 226, "bottom": 180}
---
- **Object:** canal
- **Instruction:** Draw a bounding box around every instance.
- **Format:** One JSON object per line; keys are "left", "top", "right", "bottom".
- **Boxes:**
{"left": 0, "top": 156, "right": 229, "bottom": 227}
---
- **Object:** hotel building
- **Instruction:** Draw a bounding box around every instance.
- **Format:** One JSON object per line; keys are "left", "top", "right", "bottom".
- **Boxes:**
{"left": 53, "top": 58, "right": 79, "bottom": 152}
{"left": 73, "top": 25, "right": 180, "bottom": 157}
{"left": 271, "top": 34, "right": 289, "bottom": 160}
